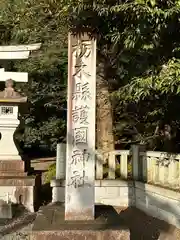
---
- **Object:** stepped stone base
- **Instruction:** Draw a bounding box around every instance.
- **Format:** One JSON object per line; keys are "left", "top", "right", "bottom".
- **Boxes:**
{"left": 0, "top": 159, "right": 41, "bottom": 214}
{"left": 0, "top": 160, "right": 26, "bottom": 175}
{"left": 0, "top": 176, "right": 41, "bottom": 213}
{"left": 31, "top": 230, "right": 129, "bottom": 240}
{"left": 30, "top": 204, "right": 130, "bottom": 240}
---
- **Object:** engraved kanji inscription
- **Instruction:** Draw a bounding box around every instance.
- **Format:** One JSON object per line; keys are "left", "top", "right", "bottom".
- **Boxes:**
{"left": 72, "top": 105, "right": 89, "bottom": 124}
{"left": 81, "top": 82, "right": 91, "bottom": 100}
{"left": 73, "top": 42, "right": 91, "bottom": 77}
{"left": 65, "top": 34, "right": 96, "bottom": 220}
{"left": 72, "top": 83, "right": 81, "bottom": 100}
{"left": 72, "top": 82, "right": 81, "bottom": 100}
{"left": 71, "top": 149, "right": 90, "bottom": 165}
{"left": 72, "top": 82, "right": 91, "bottom": 100}
{"left": 73, "top": 127, "right": 88, "bottom": 144}
{"left": 68, "top": 170, "right": 85, "bottom": 188}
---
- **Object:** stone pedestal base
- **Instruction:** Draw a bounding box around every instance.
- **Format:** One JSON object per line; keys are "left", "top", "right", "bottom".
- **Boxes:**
{"left": 0, "top": 160, "right": 26, "bottom": 176}
{"left": 30, "top": 204, "right": 130, "bottom": 240}
{"left": 0, "top": 154, "right": 22, "bottom": 161}
{"left": 0, "top": 159, "right": 40, "bottom": 214}
{"left": 0, "top": 176, "right": 40, "bottom": 213}
{"left": 0, "top": 118, "right": 21, "bottom": 161}
{"left": 50, "top": 179, "right": 64, "bottom": 203}
{"left": 31, "top": 229, "right": 130, "bottom": 240}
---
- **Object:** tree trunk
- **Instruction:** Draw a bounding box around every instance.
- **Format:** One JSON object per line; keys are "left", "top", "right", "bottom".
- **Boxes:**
{"left": 96, "top": 62, "right": 114, "bottom": 163}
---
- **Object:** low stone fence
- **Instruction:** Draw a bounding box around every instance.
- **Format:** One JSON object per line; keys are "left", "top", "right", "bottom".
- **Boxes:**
{"left": 52, "top": 145, "right": 180, "bottom": 228}
{"left": 99, "top": 146, "right": 180, "bottom": 190}
{"left": 51, "top": 179, "right": 180, "bottom": 228}
{"left": 55, "top": 144, "right": 180, "bottom": 189}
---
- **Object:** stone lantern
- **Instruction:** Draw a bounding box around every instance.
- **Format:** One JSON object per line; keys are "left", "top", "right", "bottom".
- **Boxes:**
{"left": 0, "top": 79, "right": 39, "bottom": 217}
{"left": 0, "top": 79, "right": 27, "bottom": 160}
{"left": 0, "top": 43, "right": 41, "bottom": 218}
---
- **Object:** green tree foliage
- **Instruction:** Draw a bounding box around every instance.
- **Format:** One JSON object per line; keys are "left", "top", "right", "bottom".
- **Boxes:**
{"left": 1, "top": 0, "right": 180, "bottom": 153}
{"left": 0, "top": 0, "right": 69, "bottom": 152}
{"left": 67, "top": 0, "right": 180, "bottom": 151}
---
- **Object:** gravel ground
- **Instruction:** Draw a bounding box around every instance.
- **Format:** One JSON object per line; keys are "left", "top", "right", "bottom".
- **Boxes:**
{"left": 0, "top": 225, "right": 32, "bottom": 240}
{"left": 0, "top": 207, "right": 180, "bottom": 240}
{"left": 0, "top": 212, "right": 36, "bottom": 240}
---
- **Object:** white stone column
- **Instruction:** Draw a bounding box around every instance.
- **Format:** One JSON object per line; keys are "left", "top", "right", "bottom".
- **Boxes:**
{"left": 51, "top": 143, "right": 66, "bottom": 203}
{"left": 65, "top": 33, "right": 96, "bottom": 220}
{"left": 51, "top": 179, "right": 65, "bottom": 203}
{"left": 56, "top": 143, "right": 66, "bottom": 179}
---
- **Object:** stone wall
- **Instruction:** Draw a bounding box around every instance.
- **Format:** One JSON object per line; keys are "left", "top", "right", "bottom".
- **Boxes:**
{"left": 135, "top": 181, "right": 180, "bottom": 228}
{"left": 51, "top": 180, "right": 135, "bottom": 207}
{"left": 95, "top": 180, "right": 135, "bottom": 207}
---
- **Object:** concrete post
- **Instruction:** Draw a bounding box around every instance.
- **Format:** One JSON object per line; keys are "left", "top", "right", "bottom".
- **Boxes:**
{"left": 51, "top": 143, "right": 66, "bottom": 203}
{"left": 132, "top": 145, "right": 140, "bottom": 180}
{"left": 56, "top": 143, "right": 66, "bottom": 180}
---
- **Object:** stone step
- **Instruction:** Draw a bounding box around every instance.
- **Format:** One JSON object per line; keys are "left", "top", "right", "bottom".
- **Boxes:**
{"left": 30, "top": 229, "right": 130, "bottom": 240}
{"left": 30, "top": 204, "right": 130, "bottom": 239}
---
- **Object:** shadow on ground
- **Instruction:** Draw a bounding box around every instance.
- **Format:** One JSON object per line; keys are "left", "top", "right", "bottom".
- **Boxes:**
{"left": 97, "top": 205, "right": 178, "bottom": 240}
{"left": 31, "top": 203, "right": 179, "bottom": 239}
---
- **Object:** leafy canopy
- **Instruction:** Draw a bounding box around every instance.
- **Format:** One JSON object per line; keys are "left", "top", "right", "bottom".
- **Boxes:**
{"left": 1, "top": 0, "right": 180, "bottom": 151}
{"left": 67, "top": 0, "right": 180, "bottom": 150}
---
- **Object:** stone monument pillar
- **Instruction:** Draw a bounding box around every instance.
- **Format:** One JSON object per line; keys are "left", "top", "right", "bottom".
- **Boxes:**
{"left": 65, "top": 34, "right": 96, "bottom": 220}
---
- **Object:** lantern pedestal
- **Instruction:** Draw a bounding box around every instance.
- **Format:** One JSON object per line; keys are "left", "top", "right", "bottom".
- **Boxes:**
{"left": 0, "top": 85, "right": 41, "bottom": 216}
{"left": 0, "top": 105, "right": 21, "bottom": 161}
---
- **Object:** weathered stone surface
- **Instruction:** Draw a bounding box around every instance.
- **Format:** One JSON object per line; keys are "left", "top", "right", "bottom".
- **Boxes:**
{"left": 49, "top": 179, "right": 135, "bottom": 207}
{"left": 0, "top": 200, "right": 12, "bottom": 219}
{"left": 0, "top": 79, "right": 27, "bottom": 101}
{"left": 31, "top": 204, "right": 130, "bottom": 240}
{"left": 135, "top": 181, "right": 180, "bottom": 229}
{"left": 56, "top": 143, "right": 66, "bottom": 180}
{"left": 0, "top": 160, "right": 25, "bottom": 172}
{"left": 0, "top": 175, "right": 41, "bottom": 213}
{"left": 33, "top": 204, "right": 122, "bottom": 229}
{"left": 0, "top": 160, "right": 26, "bottom": 177}
{"left": 51, "top": 180, "right": 65, "bottom": 203}
{"left": 0, "top": 176, "right": 36, "bottom": 186}
{"left": 65, "top": 33, "right": 97, "bottom": 221}
{"left": 30, "top": 230, "right": 130, "bottom": 240}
